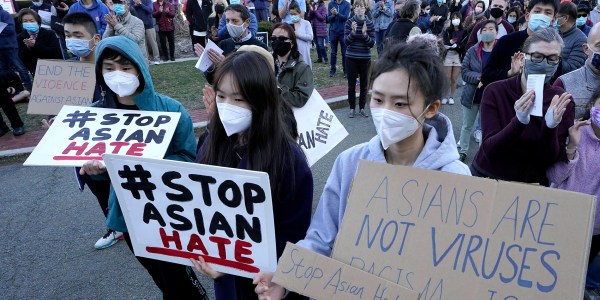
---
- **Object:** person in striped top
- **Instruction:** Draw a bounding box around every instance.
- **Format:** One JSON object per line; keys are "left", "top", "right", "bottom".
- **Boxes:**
{"left": 344, "top": 0, "right": 375, "bottom": 118}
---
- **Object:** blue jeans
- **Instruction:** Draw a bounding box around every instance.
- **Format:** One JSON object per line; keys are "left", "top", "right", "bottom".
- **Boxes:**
{"left": 375, "top": 29, "right": 386, "bottom": 55}
{"left": 316, "top": 36, "right": 327, "bottom": 61}
{"left": 0, "top": 49, "right": 32, "bottom": 90}
{"left": 459, "top": 104, "right": 480, "bottom": 154}
{"left": 329, "top": 30, "right": 346, "bottom": 74}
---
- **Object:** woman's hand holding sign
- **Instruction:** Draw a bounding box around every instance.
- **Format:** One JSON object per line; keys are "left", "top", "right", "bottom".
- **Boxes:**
{"left": 253, "top": 271, "right": 285, "bottom": 300}
{"left": 79, "top": 160, "right": 107, "bottom": 176}
{"left": 190, "top": 257, "right": 224, "bottom": 279}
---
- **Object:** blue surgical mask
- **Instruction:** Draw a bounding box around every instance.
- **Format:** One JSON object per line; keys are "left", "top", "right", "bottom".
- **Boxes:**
{"left": 527, "top": 13, "right": 552, "bottom": 32}
{"left": 230, "top": 0, "right": 240, "bottom": 4}
{"left": 507, "top": 16, "right": 516, "bottom": 23}
{"left": 22, "top": 22, "right": 39, "bottom": 33}
{"left": 576, "top": 16, "right": 587, "bottom": 27}
{"left": 113, "top": 4, "right": 126, "bottom": 15}
{"left": 290, "top": 15, "right": 300, "bottom": 23}
{"left": 552, "top": 20, "right": 560, "bottom": 30}
{"left": 66, "top": 38, "right": 94, "bottom": 57}
{"left": 437, "top": 0, "right": 443, "bottom": 4}
{"left": 31, "top": 1, "right": 43, "bottom": 6}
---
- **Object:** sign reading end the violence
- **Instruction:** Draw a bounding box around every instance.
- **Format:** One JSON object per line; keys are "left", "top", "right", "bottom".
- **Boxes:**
{"left": 24, "top": 106, "right": 180, "bottom": 167}
{"left": 294, "top": 90, "right": 348, "bottom": 166}
{"left": 27, "top": 59, "right": 96, "bottom": 115}
{"left": 102, "top": 154, "right": 278, "bottom": 278}
{"left": 273, "top": 242, "right": 419, "bottom": 300}
{"left": 331, "top": 161, "right": 596, "bottom": 300}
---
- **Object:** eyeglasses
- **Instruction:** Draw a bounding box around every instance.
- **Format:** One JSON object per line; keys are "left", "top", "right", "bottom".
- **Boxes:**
{"left": 271, "top": 36, "right": 291, "bottom": 42}
{"left": 526, "top": 52, "right": 561, "bottom": 65}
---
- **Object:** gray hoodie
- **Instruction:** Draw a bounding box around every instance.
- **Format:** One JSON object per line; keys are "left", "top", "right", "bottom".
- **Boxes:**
{"left": 297, "top": 112, "right": 470, "bottom": 256}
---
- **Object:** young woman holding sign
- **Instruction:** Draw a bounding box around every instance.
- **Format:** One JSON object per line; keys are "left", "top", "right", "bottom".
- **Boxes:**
{"left": 253, "top": 38, "right": 471, "bottom": 299}
{"left": 78, "top": 36, "right": 209, "bottom": 299}
{"left": 191, "top": 50, "right": 313, "bottom": 300}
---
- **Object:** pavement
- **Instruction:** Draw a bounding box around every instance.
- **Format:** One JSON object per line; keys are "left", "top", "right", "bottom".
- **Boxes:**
{"left": 0, "top": 84, "right": 355, "bottom": 158}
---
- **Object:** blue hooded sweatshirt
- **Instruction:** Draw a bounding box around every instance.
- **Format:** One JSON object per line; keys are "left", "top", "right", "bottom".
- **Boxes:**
{"left": 67, "top": 0, "right": 111, "bottom": 36}
{"left": 296, "top": 112, "right": 471, "bottom": 256}
{"left": 92, "top": 36, "right": 197, "bottom": 232}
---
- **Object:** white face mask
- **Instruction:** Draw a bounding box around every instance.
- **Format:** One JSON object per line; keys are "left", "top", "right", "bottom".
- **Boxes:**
{"left": 451, "top": 19, "right": 460, "bottom": 26}
{"left": 217, "top": 102, "right": 252, "bottom": 136}
{"left": 371, "top": 107, "right": 428, "bottom": 150}
{"left": 103, "top": 70, "right": 140, "bottom": 97}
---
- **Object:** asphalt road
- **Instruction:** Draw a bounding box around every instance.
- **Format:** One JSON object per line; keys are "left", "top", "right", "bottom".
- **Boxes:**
{"left": 0, "top": 87, "right": 475, "bottom": 299}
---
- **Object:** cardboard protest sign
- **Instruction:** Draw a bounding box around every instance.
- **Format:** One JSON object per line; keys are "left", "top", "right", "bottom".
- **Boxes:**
{"left": 294, "top": 90, "right": 348, "bottom": 166}
{"left": 273, "top": 242, "right": 420, "bottom": 300}
{"left": 331, "top": 161, "right": 596, "bottom": 300}
{"left": 255, "top": 32, "right": 269, "bottom": 46}
{"left": 27, "top": 60, "right": 96, "bottom": 115}
{"left": 24, "top": 106, "right": 181, "bottom": 167}
{"left": 102, "top": 154, "right": 278, "bottom": 278}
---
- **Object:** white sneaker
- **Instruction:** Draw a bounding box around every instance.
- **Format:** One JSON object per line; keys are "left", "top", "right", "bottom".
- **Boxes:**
{"left": 473, "top": 129, "right": 482, "bottom": 144}
{"left": 448, "top": 97, "right": 455, "bottom": 105}
{"left": 94, "top": 229, "right": 123, "bottom": 249}
{"left": 152, "top": 59, "right": 160, "bottom": 65}
{"left": 441, "top": 98, "right": 448, "bottom": 104}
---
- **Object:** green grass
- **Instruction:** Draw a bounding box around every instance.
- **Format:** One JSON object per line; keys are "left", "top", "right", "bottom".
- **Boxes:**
{"left": 15, "top": 47, "right": 353, "bottom": 132}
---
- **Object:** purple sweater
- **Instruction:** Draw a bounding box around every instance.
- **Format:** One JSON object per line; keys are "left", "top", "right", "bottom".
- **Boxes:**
{"left": 547, "top": 125, "right": 600, "bottom": 235}
{"left": 472, "top": 75, "right": 575, "bottom": 185}
{"left": 309, "top": 3, "right": 327, "bottom": 37}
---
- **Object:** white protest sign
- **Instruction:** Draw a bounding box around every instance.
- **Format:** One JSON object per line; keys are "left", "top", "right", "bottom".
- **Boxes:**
{"left": 24, "top": 106, "right": 181, "bottom": 167}
{"left": 273, "top": 242, "right": 420, "bottom": 300}
{"left": 294, "top": 90, "right": 348, "bottom": 166}
{"left": 332, "top": 160, "right": 596, "bottom": 300}
{"left": 526, "top": 74, "right": 544, "bottom": 117}
{"left": 1, "top": 0, "right": 15, "bottom": 14}
{"left": 27, "top": 60, "right": 96, "bottom": 115}
{"left": 103, "top": 154, "right": 278, "bottom": 278}
{"left": 195, "top": 39, "right": 224, "bottom": 72}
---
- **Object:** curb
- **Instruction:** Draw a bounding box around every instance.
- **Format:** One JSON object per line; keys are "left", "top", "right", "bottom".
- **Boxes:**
{"left": 0, "top": 96, "right": 352, "bottom": 159}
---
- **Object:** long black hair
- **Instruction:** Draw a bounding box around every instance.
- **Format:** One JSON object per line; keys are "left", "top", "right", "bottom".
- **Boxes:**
{"left": 199, "top": 51, "right": 297, "bottom": 204}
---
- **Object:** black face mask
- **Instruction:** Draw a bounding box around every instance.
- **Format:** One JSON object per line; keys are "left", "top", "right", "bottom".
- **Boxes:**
{"left": 215, "top": 4, "right": 224, "bottom": 14}
{"left": 490, "top": 7, "right": 504, "bottom": 18}
{"left": 272, "top": 39, "right": 292, "bottom": 56}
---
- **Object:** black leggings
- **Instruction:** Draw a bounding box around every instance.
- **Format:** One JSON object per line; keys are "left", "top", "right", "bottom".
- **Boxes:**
{"left": 346, "top": 57, "right": 370, "bottom": 110}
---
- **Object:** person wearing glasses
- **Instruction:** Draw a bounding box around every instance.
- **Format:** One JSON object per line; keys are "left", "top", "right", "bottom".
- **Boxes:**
{"left": 471, "top": 28, "right": 574, "bottom": 186}
{"left": 554, "top": 23, "right": 600, "bottom": 120}
{"left": 271, "top": 22, "right": 314, "bottom": 109}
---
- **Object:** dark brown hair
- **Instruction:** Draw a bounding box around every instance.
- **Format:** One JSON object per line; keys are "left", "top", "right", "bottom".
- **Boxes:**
{"left": 200, "top": 51, "right": 297, "bottom": 203}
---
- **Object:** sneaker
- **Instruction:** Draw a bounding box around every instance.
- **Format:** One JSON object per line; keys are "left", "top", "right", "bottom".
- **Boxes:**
{"left": 359, "top": 109, "right": 369, "bottom": 118}
{"left": 459, "top": 153, "right": 467, "bottom": 162}
{"left": 316, "top": 59, "right": 323, "bottom": 63}
{"left": 349, "top": 109, "right": 355, "bottom": 118}
{"left": 152, "top": 59, "right": 160, "bottom": 65}
{"left": 457, "top": 141, "right": 461, "bottom": 148}
{"left": 329, "top": 70, "right": 335, "bottom": 77}
{"left": 448, "top": 97, "right": 455, "bottom": 105}
{"left": 12, "top": 127, "right": 25, "bottom": 136}
{"left": 94, "top": 229, "right": 123, "bottom": 249}
{"left": 170, "top": 58, "right": 176, "bottom": 62}
{"left": 441, "top": 98, "right": 448, "bottom": 104}
{"left": 473, "top": 129, "right": 482, "bottom": 144}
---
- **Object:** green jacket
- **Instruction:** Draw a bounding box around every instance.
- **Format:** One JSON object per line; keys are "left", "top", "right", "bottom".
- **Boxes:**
{"left": 277, "top": 56, "right": 314, "bottom": 108}
{"left": 93, "top": 36, "right": 197, "bottom": 232}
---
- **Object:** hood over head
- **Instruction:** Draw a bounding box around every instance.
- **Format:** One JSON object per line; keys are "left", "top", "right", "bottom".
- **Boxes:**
{"left": 94, "top": 36, "right": 156, "bottom": 110}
